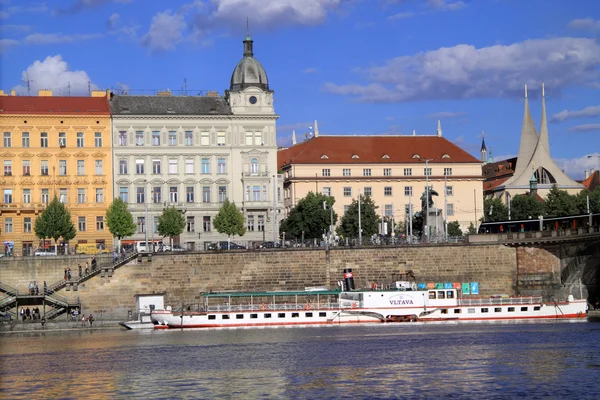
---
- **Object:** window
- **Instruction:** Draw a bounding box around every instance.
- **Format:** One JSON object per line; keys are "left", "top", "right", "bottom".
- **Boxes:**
{"left": 169, "top": 187, "right": 178, "bottom": 202}
{"left": 186, "top": 186, "right": 194, "bottom": 203}
{"left": 186, "top": 159, "right": 194, "bottom": 174}
{"left": 252, "top": 185, "right": 260, "bottom": 201}
{"left": 4, "top": 217, "right": 13, "bottom": 233}
{"left": 94, "top": 132, "right": 102, "bottom": 147}
{"left": 481, "top": 308, "right": 489, "bottom": 313}
{"left": 22, "top": 132, "right": 29, "bottom": 148}
{"left": 119, "top": 160, "right": 127, "bottom": 175}
{"left": 218, "top": 186, "right": 227, "bottom": 203}
{"left": 168, "top": 131, "right": 177, "bottom": 146}
{"left": 404, "top": 186, "right": 413, "bottom": 196}
{"left": 364, "top": 187, "right": 372, "bottom": 197}
{"left": 424, "top": 167, "right": 432, "bottom": 176}
{"left": 495, "top": 307, "right": 502, "bottom": 313}
{"left": 168, "top": 159, "right": 177, "bottom": 174}
{"left": 384, "top": 168, "right": 392, "bottom": 177}
{"left": 3, "top": 132, "right": 11, "bottom": 147}
{"left": 4, "top": 189, "right": 13, "bottom": 204}
{"left": 446, "top": 204, "right": 454, "bottom": 216}
{"left": 404, "top": 168, "right": 412, "bottom": 176}
{"left": 203, "top": 216, "right": 211, "bottom": 232}
{"left": 153, "top": 216, "right": 158, "bottom": 233}
{"left": 344, "top": 205, "right": 350, "bottom": 213}
{"left": 257, "top": 215, "right": 265, "bottom": 231}
{"left": 152, "top": 159, "right": 161, "bottom": 174}
{"left": 254, "top": 132, "right": 263, "bottom": 146}
{"left": 23, "top": 188, "right": 31, "bottom": 203}
{"left": 202, "top": 186, "right": 211, "bottom": 203}
{"left": 41, "top": 160, "right": 48, "bottom": 176}
{"left": 322, "top": 187, "right": 331, "bottom": 196}
{"left": 59, "top": 188, "right": 67, "bottom": 203}
{"left": 58, "top": 132, "right": 66, "bottom": 147}
{"left": 521, "top": 307, "right": 528, "bottom": 312}
{"left": 245, "top": 132, "right": 253, "bottom": 146}
{"left": 153, "top": 187, "right": 161, "bottom": 203}
{"left": 136, "top": 187, "right": 145, "bottom": 204}
{"left": 322, "top": 168, "right": 330, "bottom": 177}
{"left": 40, "top": 132, "right": 48, "bottom": 148}
{"left": 76, "top": 160, "right": 84, "bottom": 176}
{"left": 201, "top": 158, "right": 210, "bottom": 174}
{"left": 245, "top": 185, "right": 250, "bottom": 201}
{"left": 95, "top": 160, "right": 103, "bottom": 175}
{"left": 136, "top": 159, "right": 144, "bottom": 174}
{"left": 262, "top": 185, "right": 267, "bottom": 202}
{"left": 247, "top": 215, "right": 254, "bottom": 231}
{"left": 201, "top": 132, "right": 209, "bottom": 146}
{"left": 343, "top": 168, "right": 351, "bottom": 177}
{"left": 152, "top": 131, "right": 160, "bottom": 146}
{"left": 96, "top": 216, "right": 104, "bottom": 231}
{"left": 118, "top": 131, "right": 127, "bottom": 146}
{"left": 446, "top": 186, "right": 453, "bottom": 196}
{"left": 250, "top": 158, "right": 258, "bottom": 175}
{"left": 384, "top": 204, "right": 393, "bottom": 217}
{"left": 343, "top": 187, "right": 352, "bottom": 197}
{"left": 24, "top": 217, "right": 32, "bottom": 233}
{"left": 22, "top": 160, "right": 30, "bottom": 176}
{"left": 217, "top": 158, "right": 226, "bottom": 174}
{"left": 185, "top": 131, "right": 193, "bottom": 146}
{"left": 384, "top": 186, "right": 392, "bottom": 196}
{"left": 508, "top": 307, "right": 515, "bottom": 312}
{"left": 41, "top": 189, "right": 49, "bottom": 204}
{"left": 77, "top": 188, "right": 86, "bottom": 203}
{"left": 119, "top": 187, "right": 129, "bottom": 202}
{"left": 136, "top": 131, "right": 144, "bottom": 146}
{"left": 217, "top": 132, "right": 225, "bottom": 146}
{"left": 78, "top": 216, "right": 86, "bottom": 232}
{"left": 59, "top": 160, "right": 67, "bottom": 176}
{"left": 3, "top": 160, "right": 11, "bottom": 176}
{"left": 137, "top": 217, "right": 145, "bottom": 233}
{"left": 187, "top": 216, "right": 195, "bottom": 232}
{"left": 96, "top": 188, "right": 104, "bottom": 203}
{"left": 363, "top": 168, "right": 371, "bottom": 177}
{"left": 444, "top": 168, "right": 452, "bottom": 176}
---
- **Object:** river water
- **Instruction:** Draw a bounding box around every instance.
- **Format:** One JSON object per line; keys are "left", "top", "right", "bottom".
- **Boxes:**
{"left": 1, "top": 321, "right": 600, "bottom": 399}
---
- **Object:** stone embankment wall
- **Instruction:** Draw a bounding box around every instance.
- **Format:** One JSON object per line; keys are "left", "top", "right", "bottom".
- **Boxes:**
{"left": 0, "top": 244, "right": 517, "bottom": 319}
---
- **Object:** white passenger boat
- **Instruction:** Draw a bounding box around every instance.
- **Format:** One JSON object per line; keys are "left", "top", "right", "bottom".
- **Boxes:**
{"left": 151, "top": 282, "right": 587, "bottom": 329}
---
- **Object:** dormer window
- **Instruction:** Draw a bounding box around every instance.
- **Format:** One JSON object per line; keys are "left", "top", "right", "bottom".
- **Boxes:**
{"left": 442, "top": 154, "right": 450, "bottom": 159}
{"left": 167, "top": 107, "right": 175, "bottom": 114}
{"left": 321, "top": 154, "right": 329, "bottom": 159}
{"left": 412, "top": 154, "right": 420, "bottom": 159}
{"left": 382, "top": 154, "right": 390, "bottom": 159}
{"left": 351, "top": 154, "right": 359, "bottom": 159}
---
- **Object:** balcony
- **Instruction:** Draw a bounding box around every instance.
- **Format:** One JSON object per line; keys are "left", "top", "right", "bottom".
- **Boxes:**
{"left": 243, "top": 171, "right": 270, "bottom": 177}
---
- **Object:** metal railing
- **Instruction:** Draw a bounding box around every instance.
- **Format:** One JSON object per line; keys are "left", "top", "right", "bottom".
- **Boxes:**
{"left": 206, "top": 302, "right": 341, "bottom": 312}
{"left": 0, "top": 282, "right": 19, "bottom": 297}
{"left": 458, "top": 296, "right": 543, "bottom": 306}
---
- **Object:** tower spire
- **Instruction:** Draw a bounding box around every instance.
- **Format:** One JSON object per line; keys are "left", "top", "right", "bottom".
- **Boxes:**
{"left": 539, "top": 82, "right": 550, "bottom": 155}
{"left": 292, "top": 129, "right": 297, "bottom": 145}
{"left": 480, "top": 130, "right": 487, "bottom": 163}
{"left": 314, "top": 120, "right": 319, "bottom": 137}
{"left": 437, "top": 120, "right": 442, "bottom": 137}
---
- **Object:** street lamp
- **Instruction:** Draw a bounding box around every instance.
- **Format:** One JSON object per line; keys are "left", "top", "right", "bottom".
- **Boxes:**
{"left": 141, "top": 180, "right": 149, "bottom": 252}
{"left": 323, "top": 201, "right": 334, "bottom": 247}
{"left": 422, "top": 158, "right": 436, "bottom": 243}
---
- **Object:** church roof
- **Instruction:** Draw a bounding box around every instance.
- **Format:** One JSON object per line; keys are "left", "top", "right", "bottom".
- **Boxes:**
{"left": 109, "top": 95, "right": 232, "bottom": 116}
{"left": 581, "top": 170, "right": 599, "bottom": 191}
{"left": 230, "top": 35, "right": 269, "bottom": 91}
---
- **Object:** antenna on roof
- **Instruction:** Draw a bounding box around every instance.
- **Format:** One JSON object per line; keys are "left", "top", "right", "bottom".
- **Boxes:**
{"left": 67, "top": 82, "right": 71, "bottom": 97}
{"left": 182, "top": 78, "right": 188, "bottom": 96}
{"left": 88, "top": 81, "right": 91, "bottom": 96}
{"left": 246, "top": 17, "right": 249, "bottom": 35}
{"left": 24, "top": 72, "right": 33, "bottom": 96}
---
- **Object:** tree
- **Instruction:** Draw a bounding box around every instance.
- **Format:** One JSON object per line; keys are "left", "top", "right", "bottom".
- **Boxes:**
{"left": 106, "top": 197, "right": 136, "bottom": 251}
{"left": 575, "top": 187, "right": 600, "bottom": 214}
{"left": 280, "top": 192, "right": 338, "bottom": 239}
{"left": 34, "top": 196, "right": 76, "bottom": 250}
{"left": 447, "top": 221, "right": 463, "bottom": 237}
{"left": 410, "top": 212, "right": 424, "bottom": 237}
{"left": 466, "top": 222, "right": 477, "bottom": 235}
{"left": 157, "top": 207, "right": 186, "bottom": 247}
{"left": 213, "top": 198, "right": 246, "bottom": 242}
{"left": 510, "top": 194, "right": 545, "bottom": 221}
{"left": 336, "top": 194, "right": 380, "bottom": 239}
{"left": 483, "top": 198, "right": 509, "bottom": 222}
{"left": 544, "top": 185, "right": 577, "bottom": 217}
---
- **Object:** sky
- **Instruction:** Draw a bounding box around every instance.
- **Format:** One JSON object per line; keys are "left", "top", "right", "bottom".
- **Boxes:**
{"left": 1, "top": 0, "right": 599, "bottom": 179}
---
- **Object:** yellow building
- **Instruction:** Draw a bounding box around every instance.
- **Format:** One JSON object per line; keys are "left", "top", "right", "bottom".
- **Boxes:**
{"left": 0, "top": 90, "right": 113, "bottom": 255}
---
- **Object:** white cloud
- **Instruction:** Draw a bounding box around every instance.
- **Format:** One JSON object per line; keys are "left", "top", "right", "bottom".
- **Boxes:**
{"left": 107, "top": 13, "right": 120, "bottom": 30}
{"left": 568, "top": 18, "right": 600, "bottom": 32}
{"left": 0, "top": 39, "right": 19, "bottom": 54}
{"left": 140, "top": 9, "right": 186, "bottom": 52}
{"left": 323, "top": 37, "right": 600, "bottom": 103}
{"left": 427, "top": 0, "right": 466, "bottom": 11}
{"left": 278, "top": 121, "right": 313, "bottom": 133}
{"left": 24, "top": 33, "right": 103, "bottom": 45}
{"left": 568, "top": 123, "right": 600, "bottom": 133}
{"left": 56, "top": 0, "right": 133, "bottom": 15}
{"left": 555, "top": 153, "right": 600, "bottom": 180}
{"left": 388, "top": 12, "right": 417, "bottom": 20}
{"left": 0, "top": 24, "right": 31, "bottom": 31}
{"left": 303, "top": 67, "right": 317, "bottom": 74}
{"left": 11, "top": 55, "right": 99, "bottom": 96}
{"left": 0, "top": 10, "right": 9, "bottom": 19}
{"left": 551, "top": 105, "right": 600, "bottom": 123}
{"left": 427, "top": 111, "right": 466, "bottom": 119}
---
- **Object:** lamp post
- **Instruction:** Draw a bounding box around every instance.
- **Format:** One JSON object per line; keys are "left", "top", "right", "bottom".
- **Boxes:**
{"left": 423, "top": 158, "right": 435, "bottom": 243}
{"left": 141, "top": 180, "right": 148, "bottom": 252}
{"left": 358, "top": 189, "right": 362, "bottom": 245}
{"left": 323, "top": 201, "right": 333, "bottom": 249}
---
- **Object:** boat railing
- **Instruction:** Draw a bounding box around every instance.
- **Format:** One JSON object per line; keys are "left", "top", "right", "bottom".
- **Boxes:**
{"left": 458, "top": 296, "right": 543, "bottom": 306}
{"left": 206, "top": 302, "right": 341, "bottom": 312}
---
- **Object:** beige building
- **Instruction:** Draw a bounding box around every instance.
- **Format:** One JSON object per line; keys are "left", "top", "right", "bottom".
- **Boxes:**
{"left": 278, "top": 127, "right": 484, "bottom": 235}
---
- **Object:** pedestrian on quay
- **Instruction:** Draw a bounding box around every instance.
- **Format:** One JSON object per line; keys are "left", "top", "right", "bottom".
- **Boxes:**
{"left": 113, "top": 251, "right": 118, "bottom": 264}
{"left": 43, "top": 281, "right": 47, "bottom": 294}
{"left": 25, "top": 307, "right": 31, "bottom": 320}
{"left": 121, "top": 247, "right": 126, "bottom": 261}
{"left": 81, "top": 315, "right": 87, "bottom": 327}
{"left": 78, "top": 264, "right": 82, "bottom": 278}
{"left": 67, "top": 268, "right": 72, "bottom": 281}
{"left": 64, "top": 268, "right": 67, "bottom": 281}
{"left": 88, "top": 314, "right": 94, "bottom": 327}
{"left": 28, "top": 281, "right": 34, "bottom": 295}
{"left": 91, "top": 257, "right": 97, "bottom": 271}
{"left": 34, "top": 282, "right": 39, "bottom": 295}
{"left": 20, "top": 308, "right": 24, "bottom": 321}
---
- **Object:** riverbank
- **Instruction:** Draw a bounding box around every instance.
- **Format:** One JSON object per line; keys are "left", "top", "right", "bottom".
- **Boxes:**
{"left": 0, "top": 320, "right": 124, "bottom": 333}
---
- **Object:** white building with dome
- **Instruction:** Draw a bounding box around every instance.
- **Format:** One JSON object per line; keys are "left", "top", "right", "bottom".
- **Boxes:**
{"left": 109, "top": 35, "right": 283, "bottom": 250}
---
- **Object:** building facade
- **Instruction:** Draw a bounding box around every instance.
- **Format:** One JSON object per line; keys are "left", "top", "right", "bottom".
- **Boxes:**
{"left": 278, "top": 132, "right": 484, "bottom": 234}
{"left": 0, "top": 90, "right": 114, "bottom": 255}
{"left": 110, "top": 35, "right": 283, "bottom": 249}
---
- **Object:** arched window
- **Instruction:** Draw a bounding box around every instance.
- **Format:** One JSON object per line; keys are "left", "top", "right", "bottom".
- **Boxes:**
{"left": 251, "top": 158, "right": 259, "bottom": 175}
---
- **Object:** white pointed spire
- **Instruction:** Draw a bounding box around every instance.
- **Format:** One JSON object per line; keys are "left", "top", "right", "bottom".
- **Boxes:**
{"left": 292, "top": 129, "right": 297, "bottom": 145}
{"left": 314, "top": 120, "right": 319, "bottom": 137}
{"left": 539, "top": 82, "right": 550, "bottom": 154}
{"left": 525, "top": 84, "right": 528, "bottom": 98}
{"left": 437, "top": 120, "right": 442, "bottom": 137}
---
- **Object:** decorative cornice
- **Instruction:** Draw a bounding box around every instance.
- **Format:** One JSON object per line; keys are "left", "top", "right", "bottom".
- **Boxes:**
{"left": 0, "top": 152, "right": 14, "bottom": 158}
{"left": 91, "top": 152, "right": 106, "bottom": 158}
{"left": 0, "top": 126, "right": 16, "bottom": 130}
{"left": 111, "top": 115, "right": 278, "bottom": 121}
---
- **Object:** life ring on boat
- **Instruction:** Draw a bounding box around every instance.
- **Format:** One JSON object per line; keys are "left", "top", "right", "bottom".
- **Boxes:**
{"left": 304, "top": 303, "right": 311, "bottom": 311}
{"left": 352, "top": 302, "right": 357, "bottom": 309}
{"left": 260, "top": 303, "right": 267, "bottom": 311}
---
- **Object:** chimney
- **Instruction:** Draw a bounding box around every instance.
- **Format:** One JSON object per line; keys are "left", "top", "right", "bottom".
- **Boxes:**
{"left": 585, "top": 170, "right": 590, "bottom": 179}
{"left": 91, "top": 90, "right": 106, "bottom": 97}
{"left": 10, "top": 90, "right": 16, "bottom": 96}
{"left": 38, "top": 89, "right": 52, "bottom": 97}
{"left": 0, "top": 90, "right": 6, "bottom": 96}
{"left": 157, "top": 90, "right": 172, "bottom": 97}
{"left": 206, "top": 91, "right": 219, "bottom": 97}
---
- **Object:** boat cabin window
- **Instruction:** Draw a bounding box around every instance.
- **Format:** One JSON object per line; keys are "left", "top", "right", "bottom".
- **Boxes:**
{"left": 278, "top": 313, "right": 285, "bottom": 318}
{"left": 208, "top": 315, "right": 216, "bottom": 320}
{"left": 454, "top": 309, "right": 461, "bottom": 314}
{"left": 437, "top": 291, "right": 445, "bottom": 299}
{"left": 429, "top": 291, "right": 436, "bottom": 299}
{"left": 534, "top": 306, "right": 541, "bottom": 311}
{"left": 508, "top": 307, "right": 515, "bottom": 312}
{"left": 250, "top": 314, "right": 258, "bottom": 319}
{"left": 467, "top": 308, "right": 475, "bottom": 314}
{"left": 441, "top": 309, "right": 448, "bottom": 314}
{"left": 236, "top": 314, "right": 243, "bottom": 319}
{"left": 446, "top": 291, "right": 454, "bottom": 299}
{"left": 264, "top": 313, "right": 272, "bottom": 318}
{"left": 481, "top": 308, "right": 489, "bottom": 313}
{"left": 494, "top": 307, "right": 501, "bottom": 312}
{"left": 319, "top": 312, "right": 327, "bottom": 317}
{"left": 520, "top": 307, "right": 528, "bottom": 312}
{"left": 222, "top": 315, "right": 230, "bottom": 320}
{"left": 305, "top": 312, "right": 313, "bottom": 318}
{"left": 291, "top": 313, "right": 299, "bottom": 318}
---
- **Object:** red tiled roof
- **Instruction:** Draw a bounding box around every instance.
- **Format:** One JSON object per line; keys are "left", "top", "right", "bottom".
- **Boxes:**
{"left": 483, "top": 176, "right": 510, "bottom": 191}
{"left": 278, "top": 136, "right": 479, "bottom": 169}
{"left": 0, "top": 96, "right": 110, "bottom": 115}
{"left": 581, "top": 170, "right": 599, "bottom": 191}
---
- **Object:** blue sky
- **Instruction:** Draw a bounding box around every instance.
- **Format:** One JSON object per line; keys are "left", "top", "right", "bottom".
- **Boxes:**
{"left": 1, "top": 0, "right": 599, "bottom": 179}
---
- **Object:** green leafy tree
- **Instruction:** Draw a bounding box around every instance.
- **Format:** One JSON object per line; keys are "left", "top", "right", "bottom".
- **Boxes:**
{"left": 575, "top": 187, "right": 600, "bottom": 214}
{"left": 544, "top": 185, "right": 578, "bottom": 217}
{"left": 213, "top": 198, "right": 246, "bottom": 241}
{"left": 410, "top": 212, "right": 424, "bottom": 237}
{"left": 157, "top": 207, "right": 186, "bottom": 247}
{"left": 447, "top": 221, "right": 463, "bottom": 236}
{"left": 336, "top": 194, "right": 380, "bottom": 239}
{"left": 34, "top": 196, "right": 76, "bottom": 250}
{"left": 280, "top": 192, "right": 338, "bottom": 239}
{"left": 466, "top": 222, "right": 477, "bottom": 235}
{"left": 106, "top": 197, "right": 136, "bottom": 251}
{"left": 483, "top": 198, "right": 509, "bottom": 222}
{"left": 510, "top": 194, "right": 545, "bottom": 220}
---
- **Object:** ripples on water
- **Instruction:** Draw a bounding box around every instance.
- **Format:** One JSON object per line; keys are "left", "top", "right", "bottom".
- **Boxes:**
{"left": 1, "top": 322, "right": 600, "bottom": 399}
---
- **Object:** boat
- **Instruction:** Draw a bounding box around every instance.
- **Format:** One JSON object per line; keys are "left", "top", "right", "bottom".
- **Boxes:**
{"left": 150, "top": 271, "right": 587, "bottom": 329}
{"left": 119, "top": 293, "right": 165, "bottom": 330}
